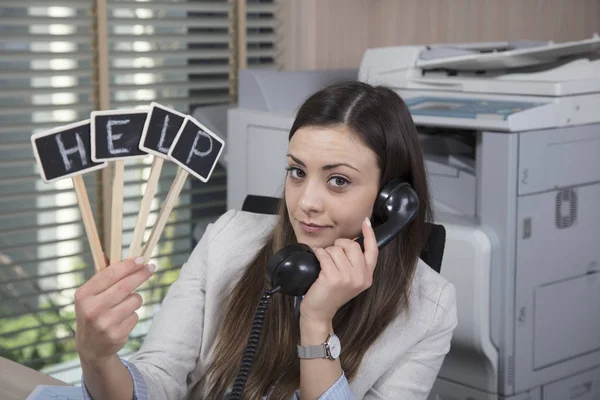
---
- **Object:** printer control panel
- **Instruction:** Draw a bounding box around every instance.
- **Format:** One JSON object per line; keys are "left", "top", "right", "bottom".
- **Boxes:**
{"left": 405, "top": 96, "right": 543, "bottom": 120}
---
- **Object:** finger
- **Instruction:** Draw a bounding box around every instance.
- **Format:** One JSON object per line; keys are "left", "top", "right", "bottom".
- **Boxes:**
{"left": 115, "top": 312, "right": 140, "bottom": 340}
{"left": 335, "top": 238, "right": 374, "bottom": 289}
{"left": 96, "top": 264, "right": 155, "bottom": 308}
{"left": 82, "top": 257, "right": 148, "bottom": 296}
{"left": 94, "top": 292, "right": 143, "bottom": 334}
{"left": 105, "top": 313, "right": 139, "bottom": 346}
{"left": 109, "top": 293, "right": 144, "bottom": 324}
{"left": 334, "top": 238, "right": 364, "bottom": 269}
{"left": 362, "top": 217, "right": 379, "bottom": 271}
{"left": 324, "top": 246, "right": 353, "bottom": 280}
{"left": 312, "top": 248, "right": 338, "bottom": 278}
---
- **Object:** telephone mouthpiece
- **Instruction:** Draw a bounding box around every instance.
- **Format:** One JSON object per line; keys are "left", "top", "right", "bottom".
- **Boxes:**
{"left": 266, "top": 244, "right": 319, "bottom": 296}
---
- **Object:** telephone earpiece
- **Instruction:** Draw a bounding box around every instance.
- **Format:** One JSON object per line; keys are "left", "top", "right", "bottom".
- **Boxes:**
{"left": 266, "top": 178, "right": 419, "bottom": 296}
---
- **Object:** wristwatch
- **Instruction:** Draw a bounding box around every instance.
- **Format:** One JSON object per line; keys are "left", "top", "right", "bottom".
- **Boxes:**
{"left": 297, "top": 333, "right": 341, "bottom": 360}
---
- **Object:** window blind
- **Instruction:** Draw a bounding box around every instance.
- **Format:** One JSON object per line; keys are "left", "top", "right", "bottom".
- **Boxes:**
{"left": 0, "top": 1, "right": 99, "bottom": 375}
{"left": 0, "top": 0, "right": 278, "bottom": 385}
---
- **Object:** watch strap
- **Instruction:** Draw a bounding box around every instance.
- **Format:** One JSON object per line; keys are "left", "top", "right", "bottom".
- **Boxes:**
{"left": 297, "top": 343, "right": 327, "bottom": 359}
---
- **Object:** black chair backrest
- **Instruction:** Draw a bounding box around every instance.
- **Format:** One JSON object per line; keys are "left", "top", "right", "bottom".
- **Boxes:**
{"left": 241, "top": 195, "right": 445, "bottom": 273}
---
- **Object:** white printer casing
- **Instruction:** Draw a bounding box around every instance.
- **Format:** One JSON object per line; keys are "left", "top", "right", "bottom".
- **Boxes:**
{"left": 225, "top": 36, "right": 600, "bottom": 400}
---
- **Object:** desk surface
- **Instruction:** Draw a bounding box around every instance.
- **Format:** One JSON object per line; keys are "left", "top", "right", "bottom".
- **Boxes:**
{"left": 0, "top": 357, "right": 69, "bottom": 400}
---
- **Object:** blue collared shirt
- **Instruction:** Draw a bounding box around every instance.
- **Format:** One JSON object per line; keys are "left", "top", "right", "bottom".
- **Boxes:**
{"left": 81, "top": 358, "right": 354, "bottom": 400}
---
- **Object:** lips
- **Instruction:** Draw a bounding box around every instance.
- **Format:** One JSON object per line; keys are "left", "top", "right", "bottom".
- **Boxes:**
{"left": 297, "top": 220, "right": 329, "bottom": 233}
{"left": 300, "top": 221, "right": 326, "bottom": 228}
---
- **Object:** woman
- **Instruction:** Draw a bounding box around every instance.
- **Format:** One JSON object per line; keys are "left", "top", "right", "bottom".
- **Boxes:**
{"left": 75, "top": 81, "right": 457, "bottom": 400}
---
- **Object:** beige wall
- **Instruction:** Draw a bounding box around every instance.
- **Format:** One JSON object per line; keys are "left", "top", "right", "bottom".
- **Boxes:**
{"left": 277, "top": 0, "right": 600, "bottom": 70}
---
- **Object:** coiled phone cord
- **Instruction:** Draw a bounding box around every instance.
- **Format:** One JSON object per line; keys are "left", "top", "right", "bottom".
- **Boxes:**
{"left": 229, "top": 286, "right": 281, "bottom": 400}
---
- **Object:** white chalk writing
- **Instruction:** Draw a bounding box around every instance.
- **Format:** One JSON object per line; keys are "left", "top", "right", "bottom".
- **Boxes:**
{"left": 107, "top": 119, "right": 130, "bottom": 154}
{"left": 186, "top": 129, "right": 213, "bottom": 164}
{"left": 157, "top": 114, "right": 170, "bottom": 153}
{"left": 55, "top": 133, "right": 87, "bottom": 171}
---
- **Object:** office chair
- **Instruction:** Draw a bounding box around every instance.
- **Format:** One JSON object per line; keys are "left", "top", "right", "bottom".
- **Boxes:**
{"left": 241, "top": 195, "right": 446, "bottom": 273}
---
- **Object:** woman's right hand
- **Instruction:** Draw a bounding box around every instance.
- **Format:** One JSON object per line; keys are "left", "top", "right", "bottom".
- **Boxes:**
{"left": 74, "top": 257, "right": 156, "bottom": 364}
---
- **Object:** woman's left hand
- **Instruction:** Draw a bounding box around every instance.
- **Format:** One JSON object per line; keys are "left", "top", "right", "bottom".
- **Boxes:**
{"left": 300, "top": 217, "right": 379, "bottom": 324}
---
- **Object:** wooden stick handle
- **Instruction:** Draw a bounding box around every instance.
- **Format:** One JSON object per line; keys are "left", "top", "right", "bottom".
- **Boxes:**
{"left": 110, "top": 160, "right": 125, "bottom": 264}
{"left": 72, "top": 175, "right": 106, "bottom": 273}
{"left": 142, "top": 167, "right": 189, "bottom": 263}
{"left": 128, "top": 157, "right": 165, "bottom": 258}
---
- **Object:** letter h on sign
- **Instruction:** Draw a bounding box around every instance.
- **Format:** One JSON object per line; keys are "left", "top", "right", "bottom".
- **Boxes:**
{"left": 31, "top": 120, "right": 107, "bottom": 183}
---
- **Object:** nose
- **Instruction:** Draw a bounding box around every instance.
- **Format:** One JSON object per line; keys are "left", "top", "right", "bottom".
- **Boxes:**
{"left": 298, "top": 180, "right": 324, "bottom": 215}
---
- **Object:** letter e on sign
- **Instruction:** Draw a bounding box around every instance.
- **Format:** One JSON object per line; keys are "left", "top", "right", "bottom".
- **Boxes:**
{"left": 91, "top": 109, "right": 149, "bottom": 162}
{"left": 168, "top": 116, "right": 224, "bottom": 183}
{"left": 30, "top": 120, "right": 107, "bottom": 183}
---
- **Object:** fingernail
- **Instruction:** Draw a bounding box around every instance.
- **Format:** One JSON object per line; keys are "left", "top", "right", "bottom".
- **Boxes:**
{"left": 147, "top": 263, "right": 156, "bottom": 273}
{"left": 134, "top": 256, "right": 145, "bottom": 265}
{"left": 365, "top": 217, "right": 371, "bottom": 227}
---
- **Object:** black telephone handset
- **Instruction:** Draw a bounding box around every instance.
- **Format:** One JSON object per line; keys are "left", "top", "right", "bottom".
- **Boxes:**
{"left": 266, "top": 178, "right": 420, "bottom": 296}
{"left": 229, "top": 179, "right": 419, "bottom": 399}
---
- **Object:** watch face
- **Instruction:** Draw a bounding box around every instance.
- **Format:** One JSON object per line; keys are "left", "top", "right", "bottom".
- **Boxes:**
{"left": 327, "top": 335, "right": 341, "bottom": 359}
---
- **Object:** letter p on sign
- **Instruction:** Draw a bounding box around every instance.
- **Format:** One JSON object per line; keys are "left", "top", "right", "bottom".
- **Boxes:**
{"left": 168, "top": 115, "right": 224, "bottom": 183}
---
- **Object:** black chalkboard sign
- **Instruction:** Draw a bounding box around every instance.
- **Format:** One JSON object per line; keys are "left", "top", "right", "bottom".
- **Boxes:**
{"left": 91, "top": 109, "right": 149, "bottom": 162}
{"left": 31, "top": 120, "right": 107, "bottom": 183}
{"left": 168, "top": 116, "right": 225, "bottom": 183}
{"left": 139, "top": 102, "right": 187, "bottom": 159}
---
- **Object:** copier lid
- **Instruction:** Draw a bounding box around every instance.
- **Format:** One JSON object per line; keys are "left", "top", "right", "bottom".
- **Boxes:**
{"left": 417, "top": 35, "right": 600, "bottom": 71}
{"left": 360, "top": 35, "right": 600, "bottom": 97}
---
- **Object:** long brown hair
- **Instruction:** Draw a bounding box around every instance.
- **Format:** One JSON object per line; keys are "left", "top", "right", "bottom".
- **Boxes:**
{"left": 201, "top": 81, "right": 432, "bottom": 399}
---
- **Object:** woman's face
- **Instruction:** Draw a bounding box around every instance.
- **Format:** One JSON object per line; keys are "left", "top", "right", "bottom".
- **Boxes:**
{"left": 285, "top": 124, "right": 380, "bottom": 249}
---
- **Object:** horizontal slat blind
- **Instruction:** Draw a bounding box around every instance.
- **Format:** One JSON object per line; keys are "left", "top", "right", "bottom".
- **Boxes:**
{"left": 106, "top": 3, "right": 232, "bottom": 376}
{"left": 0, "top": 0, "right": 277, "bottom": 385}
{"left": 0, "top": 2, "right": 99, "bottom": 373}
{"left": 246, "top": 0, "right": 277, "bottom": 66}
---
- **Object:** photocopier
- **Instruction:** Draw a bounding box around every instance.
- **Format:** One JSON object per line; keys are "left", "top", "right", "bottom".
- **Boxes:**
{"left": 224, "top": 35, "right": 600, "bottom": 400}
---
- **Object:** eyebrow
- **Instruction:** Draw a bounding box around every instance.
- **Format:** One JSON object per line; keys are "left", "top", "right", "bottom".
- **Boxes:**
{"left": 286, "top": 153, "right": 360, "bottom": 172}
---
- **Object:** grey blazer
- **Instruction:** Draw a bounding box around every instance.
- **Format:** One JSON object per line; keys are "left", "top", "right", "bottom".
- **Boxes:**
{"left": 127, "top": 210, "right": 458, "bottom": 399}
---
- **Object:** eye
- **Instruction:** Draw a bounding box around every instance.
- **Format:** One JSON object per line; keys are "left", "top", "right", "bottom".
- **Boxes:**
{"left": 328, "top": 175, "right": 350, "bottom": 188}
{"left": 285, "top": 166, "right": 305, "bottom": 180}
